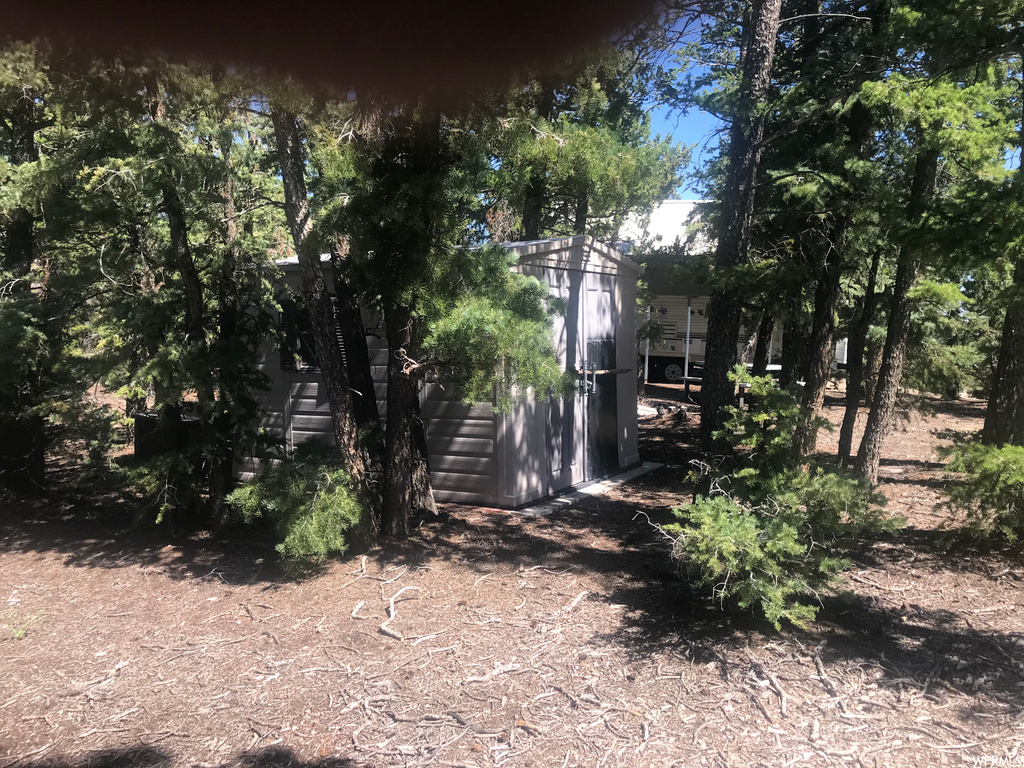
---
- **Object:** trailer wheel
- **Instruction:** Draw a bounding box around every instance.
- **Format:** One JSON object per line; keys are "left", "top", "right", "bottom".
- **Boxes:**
{"left": 664, "top": 363, "right": 684, "bottom": 382}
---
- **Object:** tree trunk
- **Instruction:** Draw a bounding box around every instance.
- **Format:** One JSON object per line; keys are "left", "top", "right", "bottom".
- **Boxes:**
{"left": 161, "top": 186, "right": 207, "bottom": 349}
{"left": 378, "top": 110, "right": 441, "bottom": 534}
{"left": 207, "top": 148, "right": 247, "bottom": 527}
{"left": 411, "top": 382, "right": 437, "bottom": 517}
{"left": 329, "top": 248, "right": 384, "bottom": 467}
{"left": 146, "top": 75, "right": 215, "bottom": 478}
{"left": 856, "top": 141, "right": 939, "bottom": 483}
{"left": 838, "top": 248, "right": 882, "bottom": 465}
{"left": 521, "top": 85, "right": 556, "bottom": 241}
{"left": 271, "top": 106, "right": 374, "bottom": 498}
{"left": 862, "top": 324, "right": 884, "bottom": 405}
{"left": 779, "top": 315, "right": 809, "bottom": 388}
{"left": 795, "top": 90, "right": 877, "bottom": 457}
{"left": 739, "top": 309, "right": 761, "bottom": 364}
{"left": 751, "top": 311, "right": 774, "bottom": 376}
{"left": 382, "top": 303, "right": 418, "bottom": 537}
{"left": 982, "top": 80, "right": 1024, "bottom": 447}
{"left": 983, "top": 260, "right": 1024, "bottom": 445}
{"left": 2, "top": 95, "right": 37, "bottom": 276}
{"left": 574, "top": 194, "right": 589, "bottom": 236}
{"left": 521, "top": 171, "right": 545, "bottom": 241}
{"left": 795, "top": 239, "right": 843, "bottom": 456}
{"left": 699, "top": 0, "right": 783, "bottom": 453}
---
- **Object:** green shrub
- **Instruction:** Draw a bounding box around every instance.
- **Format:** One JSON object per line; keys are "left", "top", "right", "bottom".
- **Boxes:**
{"left": 127, "top": 452, "right": 204, "bottom": 526}
{"left": 942, "top": 441, "right": 1024, "bottom": 543}
{"left": 664, "top": 367, "right": 898, "bottom": 629}
{"left": 228, "top": 439, "right": 368, "bottom": 563}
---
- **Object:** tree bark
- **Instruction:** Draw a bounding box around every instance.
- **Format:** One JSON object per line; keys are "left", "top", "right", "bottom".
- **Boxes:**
{"left": 271, "top": 106, "right": 374, "bottom": 498}
{"left": 521, "top": 85, "right": 556, "bottom": 241}
{"left": 741, "top": 309, "right": 763, "bottom": 363}
{"left": 795, "top": 237, "right": 843, "bottom": 456}
{"left": 328, "top": 250, "right": 384, "bottom": 464}
{"left": 382, "top": 303, "right": 417, "bottom": 537}
{"left": 0, "top": 90, "right": 45, "bottom": 486}
{"left": 862, "top": 322, "right": 885, "bottom": 405}
{"left": 838, "top": 248, "right": 882, "bottom": 465}
{"left": 982, "top": 76, "right": 1024, "bottom": 447}
{"left": 779, "top": 314, "right": 809, "bottom": 388}
{"left": 982, "top": 258, "right": 1024, "bottom": 445}
{"left": 145, "top": 75, "right": 214, "bottom": 520}
{"left": 573, "top": 197, "right": 589, "bottom": 236}
{"left": 856, "top": 140, "right": 939, "bottom": 483}
{"left": 795, "top": 90, "right": 877, "bottom": 457}
{"left": 2, "top": 94, "right": 38, "bottom": 276}
{"left": 377, "top": 110, "right": 441, "bottom": 534}
{"left": 699, "top": 0, "right": 783, "bottom": 453}
{"left": 207, "top": 164, "right": 238, "bottom": 524}
{"left": 751, "top": 311, "right": 774, "bottom": 376}
{"left": 161, "top": 185, "right": 207, "bottom": 347}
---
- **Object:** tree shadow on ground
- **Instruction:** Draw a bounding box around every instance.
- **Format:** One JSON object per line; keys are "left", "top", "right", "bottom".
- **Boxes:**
{"left": 857, "top": 526, "right": 1024, "bottom": 575}
{"left": 822, "top": 394, "right": 988, "bottom": 421}
{"left": 872, "top": 473, "right": 950, "bottom": 490}
{"left": 917, "top": 397, "right": 989, "bottom": 420}
{"left": 379, "top": 456, "right": 1024, "bottom": 710}
{"left": 6, "top": 403, "right": 1022, "bottom": 715}
{"left": 877, "top": 457, "right": 946, "bottom": 470}
{"left": 0, "top": 486, "right": 293, "bottom": 587}
{"left": 16, "top": 745, "right": 362, "bottom": 768}
{"left": 588, "top": 534, "right": 1024, "bottom": 705}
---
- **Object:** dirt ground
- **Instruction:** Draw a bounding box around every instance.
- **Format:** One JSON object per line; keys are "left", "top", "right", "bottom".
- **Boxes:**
{"left": 1, "top": 387, "right": 1022, "bottom": 768}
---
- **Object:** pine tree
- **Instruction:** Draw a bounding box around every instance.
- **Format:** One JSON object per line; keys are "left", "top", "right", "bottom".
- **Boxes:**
{"left": 983, "top": 59, "right": 1024, "bottom": 447}
{"left": 0, "top": 44, "right": 285, "bottom": 513}
{"left": 698, "top": 0, "right": 783, "bottom": 454}
{"left": 484, "top": 44, "right": 688, "bottom": 243}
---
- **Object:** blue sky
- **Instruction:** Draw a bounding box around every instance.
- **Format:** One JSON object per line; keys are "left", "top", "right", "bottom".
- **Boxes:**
{"left": 649, "top": 105, "right": 724, "bottom": 200}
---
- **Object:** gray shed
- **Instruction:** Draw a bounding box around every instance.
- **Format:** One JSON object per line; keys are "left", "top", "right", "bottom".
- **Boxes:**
{"left": 241, "top": 236, "right": 643, "bottom": 508}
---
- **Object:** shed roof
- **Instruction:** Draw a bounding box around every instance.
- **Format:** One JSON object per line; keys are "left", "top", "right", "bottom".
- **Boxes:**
{"left": 503, "top": 235, "right": 644, "bottom": 277}
{"left": 273, "top": 237, "right": 643, "bottom": 278}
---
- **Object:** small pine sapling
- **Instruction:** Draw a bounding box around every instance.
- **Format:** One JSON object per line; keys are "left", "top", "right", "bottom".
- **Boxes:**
{"left": 664, "top": 366, "right": 899, "bottom": 629}
{"left": 941, "top": 441, "right": 1024, "bottom": 544}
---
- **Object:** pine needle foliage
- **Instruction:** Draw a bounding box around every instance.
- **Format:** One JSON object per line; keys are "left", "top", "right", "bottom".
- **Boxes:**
{"left": 420, "top": 245, "right": 570, "bottom": 409}
{"left": 227, "top": 440, "right": 368, "bottom": 564}
{"left": 664, "top": 367, "right": 899, "bottom": 629}
{"left": 942, "top": 441, "right": 1024, "bottom": 544}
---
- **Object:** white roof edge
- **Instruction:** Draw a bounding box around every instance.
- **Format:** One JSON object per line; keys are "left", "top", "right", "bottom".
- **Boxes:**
{"left": 273, "top": 254, "right": 331, "bottom": 268}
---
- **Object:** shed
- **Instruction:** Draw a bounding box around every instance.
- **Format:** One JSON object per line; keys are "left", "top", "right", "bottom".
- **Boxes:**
{"left": 240, "top": 236, "right": 643, "bottom": 508}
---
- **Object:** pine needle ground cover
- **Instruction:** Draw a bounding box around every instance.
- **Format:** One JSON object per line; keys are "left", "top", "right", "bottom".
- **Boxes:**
{"left": 1, "top": 393, "right": 1021, "bottom": 767}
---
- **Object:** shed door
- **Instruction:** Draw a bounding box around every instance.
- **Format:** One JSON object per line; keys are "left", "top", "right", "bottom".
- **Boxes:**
{"left": 546, "top": 270, "right": 585, "bottom": 494}
{"left": 586, "top": 338, "right": 619, "bottom": 479}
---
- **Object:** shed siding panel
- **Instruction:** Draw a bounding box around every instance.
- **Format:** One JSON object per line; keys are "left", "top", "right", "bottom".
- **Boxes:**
{"left": 426, "top": 436, "right": 493, "bottom": 455}
{"left": 424, "top": 419, "right": 495, "bottom": 439}
{"left": 429, "top": 455, "right": 494, "bottom": 474}
{"left": 290, "top": 414, "right": 334, "bottom": 433}
{"left": 422, "top": 400, "right": 493, "bottom": 420}
{"left": 292, "top": 397, "right": 332, "bottom": 414}
{"left": 427, "top": 489, "right": 498, "bottom": 504}
{"left": 515, "top": 260, "right": 586, "bottom": 496}
{"left": 422, "top": 382, "right": 499, "bottom": 504}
